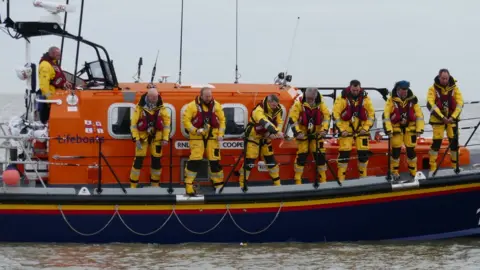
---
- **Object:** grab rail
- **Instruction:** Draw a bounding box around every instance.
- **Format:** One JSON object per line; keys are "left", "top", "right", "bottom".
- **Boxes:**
{"left": 35, "top": 98, "right": 62, "bottom": 105}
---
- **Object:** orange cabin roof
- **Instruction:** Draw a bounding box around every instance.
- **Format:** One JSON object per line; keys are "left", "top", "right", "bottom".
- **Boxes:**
{"left": 118, "top": 82, "right": 299, "bottom": 95}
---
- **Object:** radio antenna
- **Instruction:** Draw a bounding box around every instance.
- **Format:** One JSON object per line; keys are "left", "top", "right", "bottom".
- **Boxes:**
{"left": 58, "top": 0, "right": 69, "bottom": 67}
{"left": 284, "top": 16, "right": 300, "bottom": 77}
{"left": 133, "top": 57, "right": 142, "bottom": 83}
{"left": 72, "top": 0, "right": 85, "bottom": 90}
{"left": 234, "top": 0, "right": 240, "bottom": 84}
{"left": 150, "top": 50, "right": 159, "bottom": 83}
{"left": 177, "top": 0, "right": 184, "bottom": 86}
{"left": 4, "top": 0, "right": 10, "bottom": 23}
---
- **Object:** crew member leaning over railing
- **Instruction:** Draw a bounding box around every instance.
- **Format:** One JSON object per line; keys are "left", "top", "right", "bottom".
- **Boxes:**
{"left": 288, "top": 87, "right": 330, "bottom": 184}
{"left": 182, "top": 87, "right": 226, "bottom": 195}
{"left": 383, "top": 80, "right": 424, "bottom": 181}
{"left": 426, "top": 68, "right": 464, "bottom": 177}
{"left": 239, "top": 94, "right": 284, "bottom": 188}
{"left": 129, "top": 85, "right": 171, "bottom": 188}
{"left": 332, "top": 80, "right": 375, "bottom": 181}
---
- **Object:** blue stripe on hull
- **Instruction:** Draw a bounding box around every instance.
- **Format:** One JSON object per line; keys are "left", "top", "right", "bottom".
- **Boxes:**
{"left": 1, "top": 190, "right": 480, "bottom": 243}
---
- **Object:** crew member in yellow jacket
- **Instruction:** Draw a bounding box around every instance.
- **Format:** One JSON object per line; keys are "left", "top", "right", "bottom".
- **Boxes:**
{"left": 37, "top": 46, "right": 72, "bottom": 124}
{"left": 288, "top": 87, "right": 330, "bottom": 184}
{"left": 129, "top": 85, "right": 171, "bottom": 188}
{"left": 332, "top": 80, "right": 375, "bottom": 181}
{"left": 182, "top": 87, "right": 226, "bottom": 195}
{"left": 426, "top": 69, "right": 464, "bottom": 176}
{"left": 383, "top": 80, "right": 424, "bottom": 181}
{"left": 239, "top": 94, "right": 284, "bottom": 188}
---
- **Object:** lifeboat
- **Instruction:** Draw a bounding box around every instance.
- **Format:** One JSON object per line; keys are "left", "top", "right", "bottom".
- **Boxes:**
{"left": 0, "top": 0, "right": 480, "bottom": 244}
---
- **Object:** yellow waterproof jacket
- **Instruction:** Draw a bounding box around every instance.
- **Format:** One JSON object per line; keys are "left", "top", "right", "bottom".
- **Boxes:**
{"left": 182, "top": 97, "right": 226, "bottom": 139}
{"left": 130, "top": 93, "right": 171, "bottom": 141}
{"left": 426, "top": 75, "right": 464, "bottom": 124}
{"left": 38, "top": 59, "right": 57, "bottom": 99}
{"left": 332, "top": 89, "right": 375, "bottom": 134}
{"left": 249, "top": 97, "right": 284, "bottom": 135}
{"left": 383, "top": 89, "right": 424, "bottom": 134}
{"left": 288, "top": 94, "right": 330, "bottom": 135}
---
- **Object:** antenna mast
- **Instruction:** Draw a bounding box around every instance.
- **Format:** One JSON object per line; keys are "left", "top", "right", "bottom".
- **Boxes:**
{"left": 150, "top": 50, "right": 159, "bottom": 84}
{"left": 5, "top": 0, "right": 10, "bottom": 22}
{"left": 234, "top": 0, "right": 240, "bottom": 84}
{"left": 72, "top": 0, "right": 85, "bottom": 89}
{"left": 285, "top": 16, "right": 300, "bottom": 78}
{"left": 59, "top": 0, "right": 69, "bottom": 67}
{"left": 134, "top": 57, "right": 142, "bottom": 83}
{"left": 177, "top": 0, "right": 184, "bottom": 85}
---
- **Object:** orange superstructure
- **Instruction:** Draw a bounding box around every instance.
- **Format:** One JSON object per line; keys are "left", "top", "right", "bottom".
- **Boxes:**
{"left": 39, "top": 82, "right": 469, "bottom": 187}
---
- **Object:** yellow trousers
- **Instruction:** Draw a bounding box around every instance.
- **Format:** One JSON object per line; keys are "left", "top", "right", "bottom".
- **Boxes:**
{"left": 390, "top": 129, "right": 417, "bottom": 177}
{"left": 429, "top": 123, "right": 458, "bottom": 173}
{"left": 184, "top": 136, "right": 224, "bottom": 195}
{"left": 293, "top": 138, "right": 326, "bottom": 184}
{"left": 239, "top": 128, "right": 280, "bottom": 188}
{"left": 129, "top": 139, "right": 163, "bottom": 188}
{"left": 337, "top": 134, "right": 370, "bottom": 181}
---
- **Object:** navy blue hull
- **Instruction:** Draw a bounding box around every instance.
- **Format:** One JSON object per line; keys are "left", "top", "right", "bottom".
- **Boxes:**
{"left": 1, "top": 187, "right": 479, "bottom": 244}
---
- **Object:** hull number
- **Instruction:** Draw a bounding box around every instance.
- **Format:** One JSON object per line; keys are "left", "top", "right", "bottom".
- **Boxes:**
{"left": 477, "top": 208, "right": 480, "bottom": 226}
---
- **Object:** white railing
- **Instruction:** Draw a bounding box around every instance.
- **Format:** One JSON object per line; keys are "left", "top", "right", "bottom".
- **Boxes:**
{"left": 0, "top": 122, "right": 47, "bottom": 188}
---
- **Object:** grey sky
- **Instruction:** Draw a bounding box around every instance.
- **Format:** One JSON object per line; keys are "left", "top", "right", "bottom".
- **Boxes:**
{"left": 0, "top": 0, "right": 479, "bottom": 103}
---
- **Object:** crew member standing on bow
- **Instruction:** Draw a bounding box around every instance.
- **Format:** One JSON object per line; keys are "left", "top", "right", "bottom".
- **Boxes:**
{"left": 182, "top": 87, "right": 226, "bottom": 195}
{"left": 37, "top": 46, "right": 72, "bottom": 124}
{"left": 332, "top": 80, "right": 375, "bottom": 181}
{"left": 426, "top": 69, "right": 464, "bottom": 176}
{"left": 129, "top": 85, "right": 171, "bottom": 188}
{"left": 383, "top": 80, "right": 424, "bottom": 180}
{"left": 288, "top": 88, "right": 330, "bottom": 184}
{"left": 239, "top": 94, "right": 284, "bottom": 188}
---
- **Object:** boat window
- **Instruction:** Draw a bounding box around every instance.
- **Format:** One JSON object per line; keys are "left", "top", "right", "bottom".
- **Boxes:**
{"left": 89, "top": 60, "right": 113, "bottom": 83}
{"left": 108, "top": 103, "right": 176, "bottom": 139}
{"left": 180, "top": 103, "right": 248, "bottom": 139}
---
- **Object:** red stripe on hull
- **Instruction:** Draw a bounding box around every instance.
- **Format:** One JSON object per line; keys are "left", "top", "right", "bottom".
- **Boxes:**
{"left": 0, "top": 185, "right": 478, "bottom": 215}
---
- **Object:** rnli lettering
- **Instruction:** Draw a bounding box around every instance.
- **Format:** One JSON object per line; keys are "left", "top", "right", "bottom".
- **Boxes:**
{"left": 221, "top": 141, "right": 244, "bottom": 149}
{"left": 175, "top": 140, "right": 244, "bottom": 149}
{"left": 56, "top": 135, "right": 105, "bottom": 144}
{"left": 175, "top": 141, "right": 190, "bottom": 149}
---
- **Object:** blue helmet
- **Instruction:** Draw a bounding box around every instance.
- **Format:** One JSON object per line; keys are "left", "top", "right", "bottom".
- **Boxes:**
{"left": 396, "top": 80, "right": 410, "bottom": 89}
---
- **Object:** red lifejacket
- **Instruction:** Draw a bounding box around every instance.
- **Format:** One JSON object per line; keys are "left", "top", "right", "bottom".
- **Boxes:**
{"left": 252, "top": 99, "right": 281, "bottom": 135}
{"left": 137, "top": 109, "right": 164, "bottom": 132}
{"left": 191, "top": 97, "right": 220, "bottom": 129}
{"left": 340, "top": 88, "right": 368, "bottom": 121}
{"left": 299, "top": 106, "right": 323, "bottom": 127}
{"left": 39, "top": 54, "right": 68, "bottom": 89}
{"left": 434, "top": 88, "right": 456, "bottom": 117}
{"left": 390, "top": 101, "right": 416, "bottom": 124}
{"left": 254, "top": 117, "right": 278, "bottom": 135}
